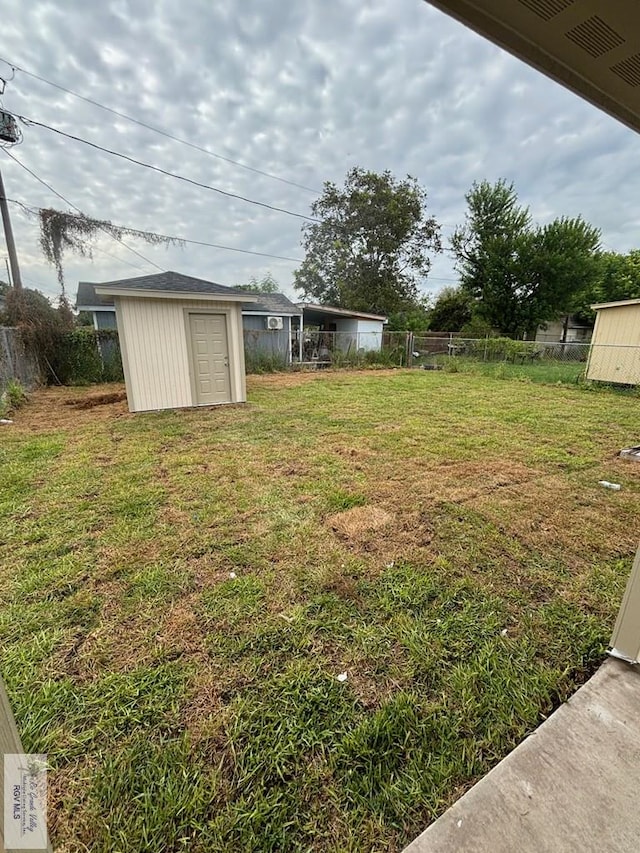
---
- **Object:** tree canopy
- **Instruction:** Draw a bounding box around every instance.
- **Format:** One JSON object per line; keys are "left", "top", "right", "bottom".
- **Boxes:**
{"left": 574, "top": 250, "right": 640, "bottom": 321}
{"left": 452, "top": 180, "right": 601, "bottom": 338}
{"left": 294, "top": 167, "right": 441, "bottom": 317}
{"left": 235, "top": 273, "right": 280, "bottom": 294}
{"left": 428, "top": 286, "right": 473, "bottom": 332}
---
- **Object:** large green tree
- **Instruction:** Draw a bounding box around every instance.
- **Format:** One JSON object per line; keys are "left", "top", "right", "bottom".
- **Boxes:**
{"left": 574, "top": 250, "right": 640, "bottom": 321}
{"left": 452, "top": 180, "right": 601, "bottom": 338}
{"left": 294, "top": 168, "right": 441, "bottom": 316}
{"left": 428, "top": 286, "right": 474, "bottom": 331}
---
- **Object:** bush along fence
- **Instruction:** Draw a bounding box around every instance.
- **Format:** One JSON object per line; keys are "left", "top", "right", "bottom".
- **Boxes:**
{"left": 408, "top": 335, "right": 640, "bottom": 384}
{"left": 50, "top": 329, "right": 124, "bottom": 385}
{"left": 410, "top": 335, "right": 591, "bottom": 365}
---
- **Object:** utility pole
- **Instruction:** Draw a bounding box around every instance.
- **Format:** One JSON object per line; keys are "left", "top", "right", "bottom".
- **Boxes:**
{"left": 0, "top": 166, "right": 22, "bottom": 289}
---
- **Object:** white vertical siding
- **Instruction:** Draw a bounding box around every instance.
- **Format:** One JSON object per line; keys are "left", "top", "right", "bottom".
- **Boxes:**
{"left": 587, "top": 304, "right": 640, "bottom": 384}
{"left": 116, "top": 296, "right": 246, "bottom": 412}
{"left": 355, "top": 320, "right": 384, "bottom": 351}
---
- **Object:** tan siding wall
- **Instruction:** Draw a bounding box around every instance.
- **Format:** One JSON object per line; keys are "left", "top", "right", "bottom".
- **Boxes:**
{"left": 587, "top": 304, "right": 640, "bottom": 384}
{"left": 116, "top": 296, "right": 246, "bottom": 412}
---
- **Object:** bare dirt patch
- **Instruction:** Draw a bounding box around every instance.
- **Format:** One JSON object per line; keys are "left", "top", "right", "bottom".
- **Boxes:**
{"left": 64, "top": 391, "right": 127, "bottom": 409}
{"left": 8, "top": 383, "right": 130, "bottom": 433}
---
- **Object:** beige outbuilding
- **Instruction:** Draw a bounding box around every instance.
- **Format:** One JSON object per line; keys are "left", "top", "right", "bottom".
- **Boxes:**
{"left": 586, "top": 298, "right": 640, "bottom": 385}
{"left": 94, "top": 272, "right": 256, "bottom": 412}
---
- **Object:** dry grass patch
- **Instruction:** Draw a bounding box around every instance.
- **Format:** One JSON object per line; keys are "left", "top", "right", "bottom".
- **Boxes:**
{"left": 327, "top": 505, "right": 395, "bottom": 539}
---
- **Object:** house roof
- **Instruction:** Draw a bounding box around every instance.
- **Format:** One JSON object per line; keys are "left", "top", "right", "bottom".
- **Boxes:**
{"left": 242, "top": 292, "right": 302, "bottom": 315}
{"left": 592, "top": 298, "right": 640, "bottom": 310}
{"left": 296, "top": 302, "right": 388, "bottom": 322}
{"left": 79, "top": 271, "right": 256, "bottom": 305}
{"left": 425, "top": 1, "right": 640, "bottom": 135}
{"left": 76, "top": 281, "right": 117, "bottom": 309}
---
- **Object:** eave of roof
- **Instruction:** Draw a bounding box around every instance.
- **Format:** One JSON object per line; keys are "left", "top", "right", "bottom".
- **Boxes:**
{"left": 296, "top": 302, "right": 388, "bottom": 322}
{"left": 94, "top": 286, "right": 256, "bottom": 303}
{"left": 591, "top": 298, "right": 640, "bottom": 310}
{"left": 425, "top": 0, "right": 640, "bottom": 135}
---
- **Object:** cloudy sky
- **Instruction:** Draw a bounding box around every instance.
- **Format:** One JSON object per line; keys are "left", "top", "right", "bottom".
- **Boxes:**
{"left": 1, "top": 0, "right": 639, "bottom": 305}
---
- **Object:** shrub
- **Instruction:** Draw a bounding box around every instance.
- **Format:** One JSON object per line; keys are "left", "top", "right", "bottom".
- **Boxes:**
{"left": 5, "top": 378, "right": 27, "bottom": 408}
{"left": 0, "top": 378, "right": 28, "bottom": 417}
{"left": 53, "top": 329, "right": 123, "bottom": 385}
{"left": 2, "top": 288, "right": 72, "bottom": 381}
{"left": 244, "top": 351, "right": 288, "bottom": 374}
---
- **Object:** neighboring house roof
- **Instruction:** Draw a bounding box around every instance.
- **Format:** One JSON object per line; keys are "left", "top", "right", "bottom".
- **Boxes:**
{"left": 242, "top": 292, "right": 303, "bottom": 316}
{"left": 297, "top": 302, "right": 388, "bottom": 322}
{"left": 76, "top": 281, "right": 117, "bottom": 310}
{"left": 592, "top": 298, "right": 640, "bottom": 311}
{"left": 78, "top": 271, "right": 255, "bottom": 307}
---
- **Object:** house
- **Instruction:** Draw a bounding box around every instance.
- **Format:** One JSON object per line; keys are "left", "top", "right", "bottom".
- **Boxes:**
{"left": 296, "top": 303, "right": 387, "bottom": 357}
{"left": 88, "top": 272, "right": 255, "bottom": 412}
{"left": 77, "top": 277, "right": 303, "bottom": 366}
{"left": 535, "top": 315, "right": 593, "bottom": 344}
{"left": 242, "top": 293, "right": 303, "bottom": 365}
{"left": 76, "top": 281, "right": 119, "bottom": 330}
{"left": 586, "top": 298, "right": 640, "bottom": 385}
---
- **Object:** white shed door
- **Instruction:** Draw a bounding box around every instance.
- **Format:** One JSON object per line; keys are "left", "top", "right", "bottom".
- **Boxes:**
{"left": 189, "top": 313, "right": 231, "bottom": 405}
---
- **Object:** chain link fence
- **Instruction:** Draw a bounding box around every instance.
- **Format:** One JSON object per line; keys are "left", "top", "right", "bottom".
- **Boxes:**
{"left": 244, "top": 329, "right": 412, "bottom": 370}
{"left": 242, "top": 328, "right": 640, "bottom": 384}
{"left": 411, "top": 335, "right": 591, "bottom": 364}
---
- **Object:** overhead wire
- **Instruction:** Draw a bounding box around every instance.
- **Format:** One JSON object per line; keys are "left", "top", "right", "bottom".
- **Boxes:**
{"left": 5, "top": 197, "right": 304, "bottom": 263}
{"left": 13, "top": 112, "right": 319, "bottom": 223}
{"left": 2, "top": 148, "right": 162, "bottom": 273}
{"left": 0, "top": 56, "right": 321, "bottom": 195}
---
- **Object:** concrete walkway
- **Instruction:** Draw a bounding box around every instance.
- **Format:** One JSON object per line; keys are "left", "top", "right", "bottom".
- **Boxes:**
{"left": 405, "top": 658, "right": 640, "bottom": 853}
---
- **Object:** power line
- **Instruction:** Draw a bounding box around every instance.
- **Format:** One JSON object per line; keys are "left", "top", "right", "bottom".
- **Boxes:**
{"left": 2, "top": 148, "right": 162, "bottom": 273}
{"left": 5, "top": 197, "right": 304, "bottom": 263}
{"left": 0, "top": 56, "right": 321, "bottom": 195}
{"left": 13, "top": 112, "right": 318, "bottom": 223}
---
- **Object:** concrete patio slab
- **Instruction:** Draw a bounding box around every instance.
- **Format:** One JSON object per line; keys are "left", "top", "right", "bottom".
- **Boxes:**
{"left": 404, "top": 658, "right": 640, "bottom": 853}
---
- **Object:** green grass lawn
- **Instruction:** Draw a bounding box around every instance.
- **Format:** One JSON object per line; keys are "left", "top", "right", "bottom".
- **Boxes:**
{"left": 1, "top": 369, "right": 639, "bottom": 852}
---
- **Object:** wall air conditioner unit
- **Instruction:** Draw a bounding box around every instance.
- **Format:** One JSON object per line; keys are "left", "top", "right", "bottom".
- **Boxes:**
{"left": 266, "top": 316, "right": 284, "bottom": 330}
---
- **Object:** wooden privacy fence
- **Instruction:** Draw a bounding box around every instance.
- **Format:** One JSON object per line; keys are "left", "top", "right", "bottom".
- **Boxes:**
{"left": 0, "top": 327, "right": 41, "bottom": 392}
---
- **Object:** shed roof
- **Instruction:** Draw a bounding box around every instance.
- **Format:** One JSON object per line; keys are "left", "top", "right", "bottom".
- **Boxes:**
{"left": 591, "top": 298, "right": 640, "bottom": 310}
{"left": 297, "top": 302, "right": 388, "bottom": 322}
{"left": 80, "top": 271, "right": 256, "bottom": 305}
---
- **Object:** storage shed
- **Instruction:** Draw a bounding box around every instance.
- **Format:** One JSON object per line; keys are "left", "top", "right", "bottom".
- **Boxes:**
{"left": 93, "top": 272, "right": 255, "bottom": 412}
{"left": 586, "top": 299, "right": 640, "bottom": 385}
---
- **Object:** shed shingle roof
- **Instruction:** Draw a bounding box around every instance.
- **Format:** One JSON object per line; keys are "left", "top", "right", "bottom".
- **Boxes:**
{"left": 77, "top": 273, "right": 301, "bottom": 315}
{"left": 80, "top": 271, "right": 248, "bottom": 303}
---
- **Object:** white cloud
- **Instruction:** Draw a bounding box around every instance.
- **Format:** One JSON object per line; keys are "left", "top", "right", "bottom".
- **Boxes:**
{"left": 1, "top": 0, "right": 638, "bottom": 301}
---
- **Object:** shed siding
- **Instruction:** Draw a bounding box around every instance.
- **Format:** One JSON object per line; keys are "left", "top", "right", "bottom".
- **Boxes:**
{"left": 587, "top": 304, "right": 640, "bottom": 384}
{"left": 116, "top": 296, "right": 246, "bottom": 412}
